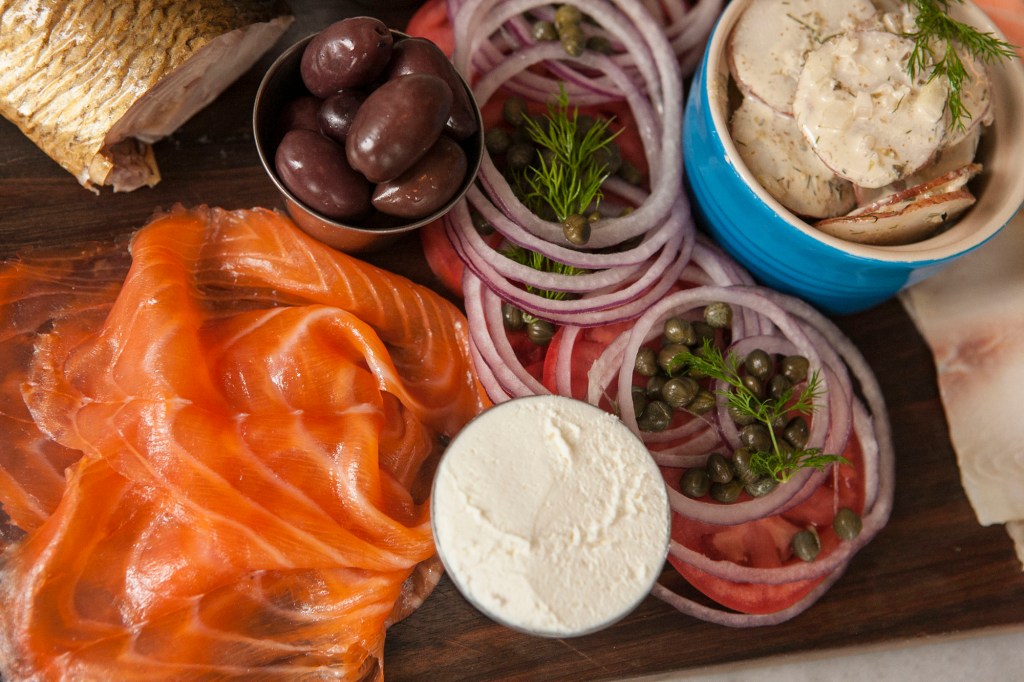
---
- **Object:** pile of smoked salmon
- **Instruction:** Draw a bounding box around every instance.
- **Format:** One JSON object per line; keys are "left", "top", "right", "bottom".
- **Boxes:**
{"left": 0, "top": 206, "right": 488, "bottom": 680}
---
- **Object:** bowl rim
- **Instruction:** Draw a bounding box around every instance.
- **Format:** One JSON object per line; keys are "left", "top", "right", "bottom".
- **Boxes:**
{"left": 703, "top": 0, "right": 1024, "bottom": 264}
{"left": 252, "top": 30, "right": 485, "bottom": 237}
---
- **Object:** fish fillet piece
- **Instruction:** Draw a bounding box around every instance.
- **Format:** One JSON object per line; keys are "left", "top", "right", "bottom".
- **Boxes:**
{"left": 902, "top": 210, "right": 1024, "bottom": 564}
{"left": 0, "top": 0, "right": 292, "bottom": 191}
{"left": 0, "top": 206, "right": 489, "bottom": 679}
{"left": 0, "top": 240, "right": 130, "bottom": 544}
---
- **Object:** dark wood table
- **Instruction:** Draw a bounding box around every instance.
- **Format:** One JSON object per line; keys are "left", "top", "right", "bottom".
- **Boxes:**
{"left": 2, "top": 2, "right": 1022, "bottom": 680}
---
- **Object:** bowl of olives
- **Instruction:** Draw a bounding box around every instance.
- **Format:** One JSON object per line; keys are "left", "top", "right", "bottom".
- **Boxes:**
{"left": 254, "top": 16, "right": 483, "bottom": 253}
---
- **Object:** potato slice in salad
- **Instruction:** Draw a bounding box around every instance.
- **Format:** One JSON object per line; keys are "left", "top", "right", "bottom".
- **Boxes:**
{"left": 731, "top": 96, "right": 855, "bottom": 219}
{"left": 727, "top": 0, "right": 876, "bottom": 115}
{"left": 814, "top": 190, "right": 976, "bottom": 245}
{"left": 793, "top": 30, "right": 948, "bottom": 189}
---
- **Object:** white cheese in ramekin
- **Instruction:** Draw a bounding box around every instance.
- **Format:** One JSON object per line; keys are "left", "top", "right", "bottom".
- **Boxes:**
{"left": 431, "top": 395, "right": 670, "bottom": 637}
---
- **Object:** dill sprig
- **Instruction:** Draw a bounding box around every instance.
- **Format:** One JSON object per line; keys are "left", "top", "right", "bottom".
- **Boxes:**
{"left": 518, "top": 85, "right": 620, "bottom": 221}
{"left": 903, "top": 0, "right": 1017, "bottom": 130}
{"left": 503, "top": 243, "right": 586, "bottom": 300}
{"left": 673, "top": 339, "right": 848, "bottom": 483}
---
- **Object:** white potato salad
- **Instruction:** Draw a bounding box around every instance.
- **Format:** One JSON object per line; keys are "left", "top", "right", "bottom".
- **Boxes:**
{"left": 727, "top": 0, "right": 1012, "bottom": 245}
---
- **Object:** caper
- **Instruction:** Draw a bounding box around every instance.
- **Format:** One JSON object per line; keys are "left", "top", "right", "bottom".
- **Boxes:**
{"left": 634, "top": 346, "right": 658, "bottom": 377}
{"left": 502, "top": 95, "right": 529, "bottom": 126}
{"left": 687, "top": 389, "right": 716, "bottom": 415}
{"left": 693, "top": 320, "right": 715, "bottom": 346}
{"left": 731, "top": 447, "right": 758, "bottom": 485}
{"left": 745, "top": 476, "right": 777, "bottom": 498}
{"left": 710, "top": 478, "right": 744, "bottom": 503}
{"left": 833, "top": 508, "right": 862, "bottom": 541}
{"left": 586, "top": 34, "right": 614, "bottom": 54}
{"left": 592, "top": 142, "right": 621, "bottom": 176}
{"left": 744, "top": 349, "right": 773, "bottom": 380}
{"left": 663, "top": 316, "right": 696, "bottom": 345}
{"left": 662, "top": 376, "right": 699, "bottom": 409}
{"left": 727, "top": 403, "right": 757, "bottom": 427}
{"left": 706, "top": 452, "right": 733, "bottom": 484}
{"left": 638, "top": 400, "right": 672, "bottom": 432}
{"left": 554, "top": 4, "right": 583, "bottom": 29}
{"left": 645, "top": 374, "right": 666, "bottom": 401}
{"left": 657, "top": 343, "right": 689, "bottom": 374}
{"left": 526, "top": 318, "right": 554, "bottom": 345}
{"left": 562, "top": 213, "right": 591, "bottom": 245}
{"left": 576, "top": 114, "right": 596, "bottom": 139}
{"left": 587, "top": 211, "right": 602, "bottom": 224}
{"left": 784, "top": 416, "right": 810, "bottom": 450}
{"left": 559, "top": 23, "right": 585, "bottom": 57}
{"left": 505, "top": 143, "right": 535, "bottom": 171}
{"left": 484, "top": 127, "right": 511, "bottom": 156}
{"left": 768, "top": 373, "right": 792, "bottom": 400}
{"left": 502, "top": 302, "right": 524, "bottom": 331}
{"left": 741, "top": 374, "right": 763, "bottom": 399}
{"left": 680, "top": 468, "right": 710, "bottom": 499}
{"left": 631, "top": 385, "right": 648, "bottom": 418}
{"left": 791, "top": 528, "right": 821, "bottom": 562}
{"left": 781, "top": 355, "right": 810, "bottom": 383}
{"left": 532, "top": 20, "right": 558, "bottom": 41}
{"left": 469, "top": 209, "right": 494, "bottom": 237}
{"left": 739, "top": 423, "right": 772, "bottom": 453}
{"left": 617, "top": 161, "right": 643, "bottom": 185}
{"left": 704, "top": 302, "right": 732, "bottom": 329}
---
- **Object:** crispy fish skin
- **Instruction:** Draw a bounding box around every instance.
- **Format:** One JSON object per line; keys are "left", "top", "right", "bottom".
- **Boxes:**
{"left": 0, "top": 0, "right": 292, "bottom": 191}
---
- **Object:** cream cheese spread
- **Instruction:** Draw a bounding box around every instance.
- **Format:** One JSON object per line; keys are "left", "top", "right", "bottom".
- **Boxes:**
{"left": 431, "top": 395, "right": 670, "bottom": 637}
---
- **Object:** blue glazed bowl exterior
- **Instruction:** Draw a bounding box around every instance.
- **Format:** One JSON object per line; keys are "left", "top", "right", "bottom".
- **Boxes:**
{"left": 682, "top": 0, "right": 1024, "bottom": 315}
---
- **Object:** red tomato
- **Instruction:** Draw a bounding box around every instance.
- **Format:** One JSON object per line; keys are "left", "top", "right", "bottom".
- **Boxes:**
{"left": 541, "top": 322, "right": 630, "bottom": 406}
{"left": 508, "top": 327, "right": 547, "bottom": 384}
{"left": 404, "top": 0, "right": 454, "bottom": 56}
{"left": 666, "top": 433, "right": 867, "bottom": 615}
{"left": 419, "top": 219, "right": 463, "bottom": 297}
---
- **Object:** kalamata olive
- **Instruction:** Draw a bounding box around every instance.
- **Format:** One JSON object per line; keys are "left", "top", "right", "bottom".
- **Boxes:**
{"left": 275, "top": 129, "right": 371, "bottom": 220}
{"left": 680, "top": 468, "right": 710, "bottom": 499}
{"left": 781, "top": 354, "right": 810, "bottom": 383}
{"left": 279, "top": 96, "right": 322, "bottom": 133}
{"left": 792, "top": 528, "right": 820, "bottom": 561}
{"left": 372, "top": 135, "right": 467, "bottom": 219}
{"left": 318, "top": 90, "right": 366, "bottom": 144}
{"left": 301, "top": 17, "right": 394, "bottom": 97}
{"left": 346, "top": 73, "right": 452, "bottom": 183}
{"left": 834, "top": 508, "right": 863, "bottom": 540}
{"left": 744, "top": 348, "right": 773, "bottom": 380}
{"left": 706, "top": 452, "right": 733, "bottom": 484}
{"left": 385, "top": 37, "right": 479, "bottom": 140}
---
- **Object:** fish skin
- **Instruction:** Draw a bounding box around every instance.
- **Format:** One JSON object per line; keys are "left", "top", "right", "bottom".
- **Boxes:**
{"left": 0, "top": 0, "right": 292, "bottom": 191}
{"left": 0, "top": 206, "right": 489, "bottom": 679}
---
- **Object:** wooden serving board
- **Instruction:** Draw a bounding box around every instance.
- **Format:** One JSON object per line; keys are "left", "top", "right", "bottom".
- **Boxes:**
{"left": 1, "top": 2, "right": 1022, "bottom": 680}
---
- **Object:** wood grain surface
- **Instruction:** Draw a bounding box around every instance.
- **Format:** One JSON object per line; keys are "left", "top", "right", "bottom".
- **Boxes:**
{"left": 1, "top": 2, "right": 1022, "bottom": 680}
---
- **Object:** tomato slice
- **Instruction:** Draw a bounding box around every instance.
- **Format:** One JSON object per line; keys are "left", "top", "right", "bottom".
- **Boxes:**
{"left": 667, "top": 433, "right": 867, "bottom": 615}
{"left": 404, "top": 0, "right": 454, "bottom": 56}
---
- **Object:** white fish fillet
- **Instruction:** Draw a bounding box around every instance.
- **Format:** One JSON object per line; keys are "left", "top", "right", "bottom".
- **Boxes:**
{"left": 902, "top": 209, "right": 1024, "bottom": 565}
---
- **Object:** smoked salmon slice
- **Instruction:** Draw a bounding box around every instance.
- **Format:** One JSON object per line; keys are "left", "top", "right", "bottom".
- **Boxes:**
{"left": 0, "top": 206, "right": 488, "bottom": 680}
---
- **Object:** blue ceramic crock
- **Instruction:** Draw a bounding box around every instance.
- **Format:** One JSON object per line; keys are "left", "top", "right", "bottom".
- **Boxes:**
{"left": 682, "top": 0, "right": 1024, "bottom": 315}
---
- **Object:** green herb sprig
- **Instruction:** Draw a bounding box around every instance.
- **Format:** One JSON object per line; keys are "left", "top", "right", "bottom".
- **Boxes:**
{"left": 903, "top": 0, "right": 1017, "bottom": 130}
{"left": 503, "top": 243, "right": 586, "bottom": 300}
{"left": 671, "top": 339, "right": 848, "bottom": 483}
{"left": 518, "top": 85, "right": 620, "bottom": 221}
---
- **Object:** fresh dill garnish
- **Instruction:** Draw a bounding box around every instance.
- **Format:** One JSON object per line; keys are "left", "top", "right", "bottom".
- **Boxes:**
{"left": 903, "top": 0, "right": 1017, "bottom": 130}
{"left": 503, "top": 242, "right": 586, "bottom": 300}
{"left": 517, "top": 84, "right": 620, "bottom": 221}
{"left": 672, "top": 338, "right": 848, "bottom": 483}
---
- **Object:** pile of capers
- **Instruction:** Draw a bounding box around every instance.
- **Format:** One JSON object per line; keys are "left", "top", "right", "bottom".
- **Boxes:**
{"left": 529, "top": 4, "right": 613, "bottom": 57}
{"left": 502, "top": 301, "right": 556, "bottom": 346}
{"left": 631, "top": 302, "right": 734, "bottom": 432}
